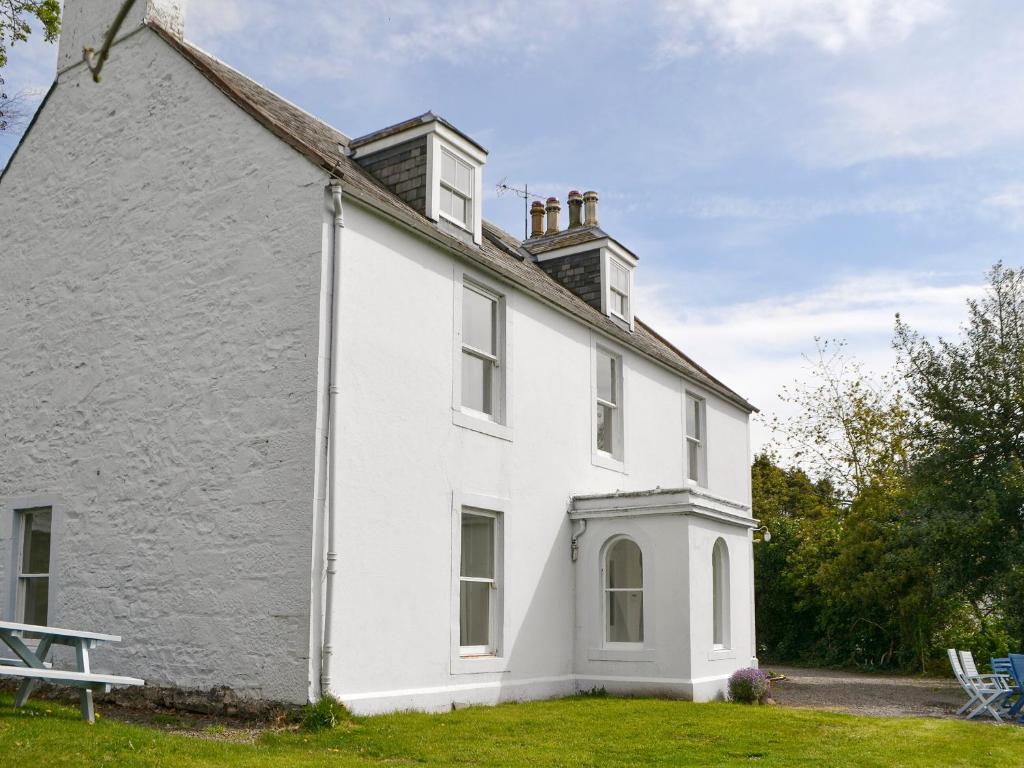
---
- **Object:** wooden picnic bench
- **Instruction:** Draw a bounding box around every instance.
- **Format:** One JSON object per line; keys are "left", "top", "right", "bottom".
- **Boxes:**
{"left": 0, "top": 620, "right": 144, "bottom": 723}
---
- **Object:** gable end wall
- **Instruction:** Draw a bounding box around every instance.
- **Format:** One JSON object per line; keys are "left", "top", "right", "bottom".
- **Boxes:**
{"left": 0, "top": 30, "right": 325, "bottom": 703}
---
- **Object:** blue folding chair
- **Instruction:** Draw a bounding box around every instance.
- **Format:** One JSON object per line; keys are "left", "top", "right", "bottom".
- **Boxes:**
{"left": 1007, "top": 655, "right": 1024, "bottom": 721}
{"left": 992, "top": 657, "right": 1021, "bottom": 715}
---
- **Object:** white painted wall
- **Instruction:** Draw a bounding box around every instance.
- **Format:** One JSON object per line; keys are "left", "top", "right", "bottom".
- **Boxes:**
{"left": 326, "top": 198, "right": 753, "bottom": 713}
{"left": 0, "top": 29, "right": 325, "bottom": 702}
{"left": 0, "top": 21, "right": 753, "bottom": 713}
{"left": 686, "top": 522, "right": 755, "bottom": 697}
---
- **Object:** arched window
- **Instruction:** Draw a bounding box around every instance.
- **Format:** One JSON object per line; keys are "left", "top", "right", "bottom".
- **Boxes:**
{"left": 605, "top": 537, "right": 644, "bottom": 644}
{"left": 712, "top": 538, "right": 731, "bottom": 649}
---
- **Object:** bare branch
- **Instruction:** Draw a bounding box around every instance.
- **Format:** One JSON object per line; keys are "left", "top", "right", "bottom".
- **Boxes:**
{"left": 83, "top": 0, "right": 137, "bottom": 83}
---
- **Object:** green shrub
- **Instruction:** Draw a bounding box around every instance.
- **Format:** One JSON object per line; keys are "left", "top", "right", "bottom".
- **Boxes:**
{"left": 301, "top": 695, "right": 350, "bottom": 731}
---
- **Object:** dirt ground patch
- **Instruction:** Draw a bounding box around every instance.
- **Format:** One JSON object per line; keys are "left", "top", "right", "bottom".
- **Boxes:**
{"left": 767, "top": 665, "right": 968, "bottom": 719}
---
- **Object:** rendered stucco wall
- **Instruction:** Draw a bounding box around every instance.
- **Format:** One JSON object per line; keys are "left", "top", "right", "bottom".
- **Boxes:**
{"left": 0, "top": 30, "right": 324, "bottom": 702}
{"left": 325, "top": 199, "right": 753, "bottom": 714}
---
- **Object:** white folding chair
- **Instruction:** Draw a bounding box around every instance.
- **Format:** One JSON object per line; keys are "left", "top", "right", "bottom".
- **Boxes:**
{"left": 956, "top": 649, "right": 1011, "bottom": 721}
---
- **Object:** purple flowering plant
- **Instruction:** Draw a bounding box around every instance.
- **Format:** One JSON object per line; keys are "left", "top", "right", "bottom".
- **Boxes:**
{"left": 728, "top": 667, "right": 770, "bottom": 704}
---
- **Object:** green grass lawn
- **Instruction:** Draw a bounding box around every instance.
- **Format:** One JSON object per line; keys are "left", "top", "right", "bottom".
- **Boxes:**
{"left": 1, "top": 693, "right": 1022, "bottom": 767}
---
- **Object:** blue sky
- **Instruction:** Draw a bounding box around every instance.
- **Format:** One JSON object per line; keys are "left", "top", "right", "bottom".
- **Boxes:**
{"left": 3, "top": 0, "right": 1021, "bottom": 449}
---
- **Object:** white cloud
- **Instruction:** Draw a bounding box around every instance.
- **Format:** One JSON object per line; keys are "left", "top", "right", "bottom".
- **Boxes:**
{"left": 811, "top": 29, "right": 1024, "bottom": 164}
{"left": 654, "top": 0, "right": 949, "bottom": 60}
{"left": 186, "top": 0, "right": 592, "bottom": 80}
{"left": 983, "top": 184, "right": 1024, "bottom": 229}
{"left": 677, "top": 186, "right": 952, "bottom": 222}
{"left": 635, "top": 270, "right": 981, "bottom": 450}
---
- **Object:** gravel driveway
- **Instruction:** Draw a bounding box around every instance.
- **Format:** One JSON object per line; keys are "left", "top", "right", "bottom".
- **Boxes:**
{"left": 767, "top": 665, "right": 968, "bottom": 719}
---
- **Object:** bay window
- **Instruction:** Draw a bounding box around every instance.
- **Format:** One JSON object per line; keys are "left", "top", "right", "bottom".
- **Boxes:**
{"left": 605, "top": 537, "right": 644, "bottom": 645}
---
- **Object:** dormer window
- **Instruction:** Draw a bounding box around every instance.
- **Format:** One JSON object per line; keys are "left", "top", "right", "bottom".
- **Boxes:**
{"left": 350, "top": 112, "right": 487, "bottom": 245}
{"left": 440, "top": 149, "right": 474, "bottom": 230}
{"left": 609, "top": 259, "right": 630, "bottom": 320}
{"left": 603, "top": 249, "right": 636, "bottom": 329}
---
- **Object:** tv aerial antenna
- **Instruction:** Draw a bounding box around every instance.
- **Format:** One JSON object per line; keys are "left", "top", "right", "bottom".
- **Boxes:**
{"left": 496, "top": 178, "right": 547, "bottom": 240}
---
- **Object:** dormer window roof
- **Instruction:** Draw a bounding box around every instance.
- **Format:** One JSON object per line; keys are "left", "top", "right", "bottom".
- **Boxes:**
{"left": 351, "top": 112, "right": 487, "bottom": 245}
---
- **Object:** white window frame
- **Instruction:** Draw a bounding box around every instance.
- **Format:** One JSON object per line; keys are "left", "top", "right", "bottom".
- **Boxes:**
{"left": 608, "top": 260, "right": 630, "bottom": 322}
{"left": 600, "top": 248, "right": 635, "bottom": 330}
{"left": 591, "top": 339, "right": 625, "bottom": 471}
{"left": 602, "top": 535, "right": 645, "bottom": 650}
{"left": 685, "top": 392, "right": 707, "bottom": 487}
{"left": 4, "top": 496, "right": 62, "bottom": 625}
{"left": 450, "top": 491, "right": 509, "bottom": 675}
{"left": 712, "top": 538, "right": 731, "bottom": 651}
{"left": 438, "top": 147, "right": 474, "bottom": 231}
{"left": 452, "top": 269, "right": 512, "bottom": 441}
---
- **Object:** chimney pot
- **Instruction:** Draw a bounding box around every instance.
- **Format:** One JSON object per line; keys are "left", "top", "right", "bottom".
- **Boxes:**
{"left": 529, "top": 200, "right": 545, "bottom": 238}
{"left": 583, "top": 191, "right": 599, "bottom": 227}
{"left": 545, "top": 196, "right": 561, "bottom": 236}
{"left": 567, "top": 190, "right": 584, "bottom": 229}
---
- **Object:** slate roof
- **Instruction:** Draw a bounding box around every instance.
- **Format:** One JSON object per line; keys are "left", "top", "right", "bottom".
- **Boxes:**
{"left": 152, "top": 24, "right": 755, "bottom": 413}
{"left": 522, "top": 226, "right": 608, "bottom": 256}
{"left": 350, "top": 111, "right": 488, "bottom": 155}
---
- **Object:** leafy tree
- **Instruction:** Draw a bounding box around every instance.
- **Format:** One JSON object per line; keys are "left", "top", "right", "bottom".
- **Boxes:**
{"left": 0, "top": 1, "right": 60, "bottom": 133}
{"left": 0, "top": 1, "right": 59, "bottom": 69}
{"left": 760, "top": 340, "right": 944, "bottom": 671}
{"left": 895, "top": 263, "right": 1024, "bottom": 648}
{"left": 770, "top": 339, "right": 911, "bottom": 499}
{"left": 752, "top": 453, "right": 839, "bottom": 663}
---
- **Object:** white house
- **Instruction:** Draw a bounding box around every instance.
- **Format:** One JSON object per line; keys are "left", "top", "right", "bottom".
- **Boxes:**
{"left": 0, "top": 0, "right": 758, "bottom": 715}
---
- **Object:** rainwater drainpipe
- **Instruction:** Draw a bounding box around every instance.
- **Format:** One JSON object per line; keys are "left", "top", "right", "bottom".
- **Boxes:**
{"left": 570, "top": 519, "right": 587, "bottom": 562}
{"left": 320, "top": 180, "right": 344, "bottom": 697}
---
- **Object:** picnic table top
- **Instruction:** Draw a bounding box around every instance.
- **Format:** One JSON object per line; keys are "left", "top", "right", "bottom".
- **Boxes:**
{"left": 0, "top": 620, "right": 122, "bottom": 643}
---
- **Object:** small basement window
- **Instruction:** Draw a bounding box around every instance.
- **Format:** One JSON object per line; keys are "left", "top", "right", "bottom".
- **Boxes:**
{"left": 440, "top": 148, "right": 474, "bottom": 230}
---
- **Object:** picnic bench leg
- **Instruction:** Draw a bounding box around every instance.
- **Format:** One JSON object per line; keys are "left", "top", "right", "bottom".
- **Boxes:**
{"left": 75, "top": 639, "right": 96, "bottom": 724}
{"left": 14, "top": 636, "right": 53, "bottom": 708}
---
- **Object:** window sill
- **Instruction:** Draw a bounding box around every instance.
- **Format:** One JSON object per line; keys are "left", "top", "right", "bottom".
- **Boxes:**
{"left": 588, "top": 647, "right": 656, "bottom": 662}
{"left": 451, "top": 654, "right": 510, "bottom": 675}
{"left": 591, "top": 451, "right": 626, "bottom": 473}
{"left": 453, "top": 409, "right": 513, "bottom": 442}
{"left": 707, "top": 648, "right": 737, "bottom": 661}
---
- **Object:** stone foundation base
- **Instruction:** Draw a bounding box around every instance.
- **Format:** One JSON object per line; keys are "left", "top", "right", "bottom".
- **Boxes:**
{"left": 0, "top": 679, "right": 298, "bottom": 721}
